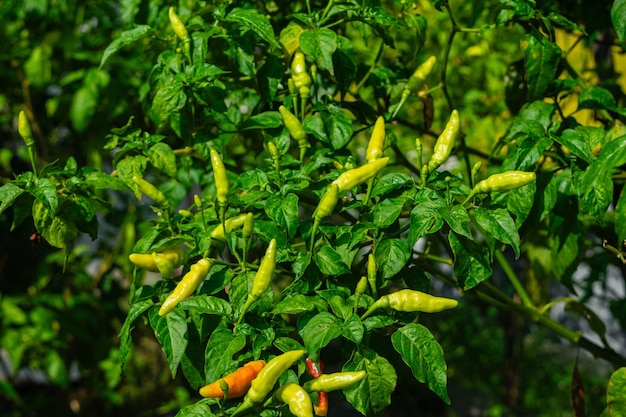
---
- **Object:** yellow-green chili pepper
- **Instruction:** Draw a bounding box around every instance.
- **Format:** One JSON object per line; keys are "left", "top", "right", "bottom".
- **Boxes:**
{"left": 427, "top": 109, "right": 460, "bottom": 173}
{"left": 274, "top": 383, "right": 314, "bottom": 417}
{"left": 159, "top": 258, "right": 212, "bottom": 316}
{"left": 237, "top": 239, "right": 277, "bottom": 325}
{"left": 405, "top": 55, "right": 437, "bottom": 95}
{"left": 463, "top": 170, "right": 536, "bottom": 204}
{"left": 210, "top": 149, "right": 229, "bottom": 222}
{"left": 132, "top": 175, "right": 169, "bottom": 207}
{"left": 129, "top": 247, "right": 186, "bottom": 273}
{"left": 360, "top": 289, "right": 458, "bottom": 319}
{"left": 210, "top": 213, "right": 250, "bottom": 242}
{"left": 291, "top": 51, "right": 312, "bottom": 100}
{"left": 367, "top": 254, "right": 378, "bottom": 298}
{"left": 366, "top": 116, "right": 386, "bottom": 163}
{"left": 168, "top": 7, "right": 191, "bottom": 59}
{"left": 304, "top": 371, "right": 367, "bottom": 392}
{"left": 232, "top": 350, "right": 306, "bottom": 416}
{"left": 279, "top": 105, "right": 308, "bottom": 161}
{"left": 332, "top": 157, "right": 389, "bottom": 193}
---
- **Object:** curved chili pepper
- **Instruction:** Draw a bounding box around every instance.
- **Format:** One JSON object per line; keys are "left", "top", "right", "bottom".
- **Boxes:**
{"left": 360, "top": 289, "right": 458, "bottom": 319}
{"left": 199, "top": 360, "right": 266, "bottom": 399}
{"left": 366, "top": 116, "right": 386, "bottom": 163}
{"left": 331, "top": 157, "right": 389, "bottom": 193}
{"left": 427, "top": 109, "right": 460, "bottom": 173}
{"left": 274, "top": 383, "right": 314, "bottom": 417}
{"left": 158, "top": 258, "right": 212, "bottom": 316}
{"left": 237, "top": 239, "right": 277, "bottom": 325}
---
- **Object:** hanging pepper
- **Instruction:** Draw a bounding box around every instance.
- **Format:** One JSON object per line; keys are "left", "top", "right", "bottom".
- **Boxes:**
{"left": 237, "top": 239, "right": 277, "bottom": 325}
{"left": 393, "top": 56, "right": 437, "bottom": 118}
{"left": 158, "top": 258, "right": 212, "bottom": 316}
{"left": 199, "top": 360, "right": 266, "bottom": 399}
{"left": 332, "top": 157, "right": 389, "bottom": 193}
{"left": 274, "top": 383, "right": 314, "bottom": 417}
{"left": 366, "top": 116, "right": 386, "bottom": 163}
{"left": 232, "top": 350, "right": 305, "bottom": 416}
{"left": 463, "top": 170, "right": 536, "bottom": 205}
{"left": 279, "top": 105, "right": 309, "bottom": 161}
{"left": 304, "top": 371, "right": 367, "bottom": 392}
{"left": 427, "top": 109, "right": 460, "bottom": 173}
{"left": 305, "top": 357, "right": 328, "bottom": 416}
{"left": 210, "top": 149, "right": 229, "bottom": 222}
{"left": 367, "top": 254, "right": 378, "bottom": 298}
{"left": 360, "top": 289, "right": 458, "bottom": 320}
{"left": 310, "top": 184, "right": 340, "bottom": 252}
{"left": 132, "top": 175, "right": 169, "bottom": 207}
{"left": 291, "top": 50, "right": 312, "bottom": 100}
{"left": 129, "top": 247, "right": 186, "bottom": 274}
{"left": 210, "top": 213, "right": 250, "bottom": 242}
{"left": 168, "top": 7, "right": 191, "bottom": 60}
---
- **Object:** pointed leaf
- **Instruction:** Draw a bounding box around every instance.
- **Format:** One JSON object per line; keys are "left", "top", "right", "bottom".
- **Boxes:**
{"left": 149, "top": 308, "right": 188, "bottom": 378}
{"left": 100, "top": 25, "right": 153, "bottom": 68}
{"left": 449, "top": 232, "right": 492, "bottom": 290}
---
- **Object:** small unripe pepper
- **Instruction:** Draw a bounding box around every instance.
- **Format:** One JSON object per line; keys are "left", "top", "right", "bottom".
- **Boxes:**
{"left": 331, "top": 157, "right": 389, "bottom": 192}
{"left": 279, "top": 105, "right": 308, "bottom": 161}
{"left": 360, "top": 289, "right": 458, "bottom": 319}
{"left": 232, "top": 350, "right": 305, "bottom": 416}
{"left": 367, "top": 254, "right": 378, "bottom": 298}
{"left": 405, "top": 55, "right": 437, "bottom": 95}
{"left": 291, "top": 51, "right": 312, "bottom": 99}
{"left": 242, "top": 212, "right": 254, "bottom": 239}
{"left": 210, "top": 149, "right": 229, "bottom": 207}
{"left": 427, "top": 109, "right": 460, "bottom": 173}
{"left": 274, "top": 383, "right": 314, "bottom": 417}
{"left": 129, "top": 247, "right": 186, "bottom": 274}
{"left": 210, "top": 213, "right": 250, "bottom": 242}
{"left": 237, "top": 239, "right": 277, "bottom": 325}
{"left": 313, "top": 184, "right": 340, "bottom": 224}
{"left": 199, "top": 360, "right": 266, "bottom": 399}
{"left": 463, "top": 170, "right": 536, "bottom": 204}
{"left": 168, "top": 7, "right": 191, "bottom": 59}
{"left": 304, "top": 371, "right": 367, "bottom": 392}
{"left": 159, "top": 258, "right": 212, "bottom": 316}
{"left": 132, "top": 175, "right": 169, "bottom": 207}
{"left": 18, "top": 111, "right": 34, "bottom": 147}
{"left": 366, "top": 116, "right": 386, "bottom": 163}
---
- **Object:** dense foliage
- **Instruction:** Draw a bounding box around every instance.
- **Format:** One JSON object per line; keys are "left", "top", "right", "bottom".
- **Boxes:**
{"left": 2, "top": 0, "right": 626, "bottom": 416}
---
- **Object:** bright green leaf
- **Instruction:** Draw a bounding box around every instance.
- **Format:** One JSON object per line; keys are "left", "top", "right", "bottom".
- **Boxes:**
{"left": 375, "top": 238, "right": 410, "bottom": 280}
{"left": 520, "top": 34, "right": 561, "bottom": 101}
{"left": 474, "top": 207, "right": 521, "bottom": 258}
{"left": 300, "top": 28, "right": 338, "bottom": 74}
{"left": 315, "top": 245, "right": 351, "bottom": 276}
{"left": 299, "top": 312, "right": 343, "bottom": 361}
{"left": 149, "top": 308, "right": 188, "bottom": 378}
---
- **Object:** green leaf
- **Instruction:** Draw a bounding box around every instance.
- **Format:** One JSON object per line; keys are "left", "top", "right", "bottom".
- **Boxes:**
{"left": 100, "top": 25, "right": 153, "bottom": 68}
{"left": 315, "top": 245, "right": 351, "bottom": 276}
{"left": 474, "top": 207, "right": 521, "bottom": 258}
{"left": 116, "top": 155, "right": 147, "bottom": 199}
{"left": 612, "top": 0, "right": 626, "bottom": 49}
{"left": 342, "top": 314, "right": 364, "bottom": 344}
{"left": 520, "top": 34, "right": 561, "bottom": 101}
{"left": 119, "top": 299, "right": 154, "bottom": 373}
{"left": 240, "top": 111, "right": 282, "bottom": 130}
{"left": 449, "top": 232, "right": 492, "bottom": 290}
{"left": 607, "top": 367, "right": 626, "bottom": 415}
{"left": 578, "top": 162, "right": 613, "bottom": 218}
{"left": 298, "top": 312, "right": 343, "bottom": 361}
{"left": 371, "top": 196, "right": 407, "bottom": 228}
{"left": 321, "top": 106, "right": 354, "bottom": 150}
{"left": 149, "top": 308, "right": 188, "bottom": 378}
{"left": 407, "top": 188, "right": 445, "bottom": 246}
{"left": 153, "top": 81, "right": 187, "bottom": 121}
{"left": 177, "top": 295, "right": 233, "bottom": 315}
{"left": 272, "top": 294, "right": 327, "bottom": 315}
{"left": 551, "top": 128, "right": 592, "bottom": 163}
{"left": 563, "top": 300, "right": 607, "bottom": 342}
{"left": 371, "top": 173, "right": 413, "bottom": 198}
{"left": 265, "top": 193, "right": 300, "bottom": 238}
{"left": 70, "top": 86, "right": 98, "bottom": 132}
{"left": 225, "top": 8, "right": 280, "bottom": 50}
{"left": 578, "top": 86, "right": 616, "bottom": 111}
{"left": 343, "top": 347, "right": 397, "bottom": 415}
{"left": 440, "top": 204, "right": 472, "bottom": 239}
{"left": 32, "top": 200, "right": 77, "bottom": 249}
{"left": 374, "top": 238, "right": 410, "bottom": 280}
{"left": 83, "top": 171, "right": 129, "bottom": 191}
{"left": 147, "top": 142, "right": 177, "bottom": 178}
{"left": 599, "top": 134, "right": 626, "bottom": 169}
{"left": 203, "top": 326, "right": 247, "bottom": 384}
{"left": 175, "top": 402, "right": 216, "bottom": 417}
{"left": 300, "top": 28, "right": 338, "bottom": 74}
{"left": 391, "top": 323, "right": 451, "bottom": 404}
{"left": 30, "top": 178, "right": 58, "bottom": 214}
{"left": 0, "top": 183, "right": 25, "bottom": 216}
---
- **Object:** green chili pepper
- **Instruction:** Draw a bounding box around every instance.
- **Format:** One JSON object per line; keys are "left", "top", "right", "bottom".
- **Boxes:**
{"left": 242, "top": 212, "right": 254, "bottom": 240}
{"left": 237, "top": 239, "right": 277, "bottom": 325}
{"left": 18, "top": 111, "right": 34, "bottom": 147}
{"left": 279, "top": 105, "right": 308, "bottom": 161}
{"left": 159, "top": 258, "right": 212, "bottom": 316}
{"left": 304, "top": 371, "right": 367, "bottom": 392}
{"left": 313, "top": 184, "right": 339, "bottom": 224}
{"left": 405, "top": 55, "right": 437, "bottom": 94}
{"left": 427, "top": 109, "right": 460, "bottom": 173}
{"left": 129, "top": 247, "right": 186, "bottom": 273}
{"left": 210, "top": 213, "right": 250, "bottom": 242}
{"left": 360, "top": 289, "right": 458, "bottom": 319}
{"left": 232, "top": 350, "right": 306, "bottom": 416}
{"left": 168, "top": 7, "right": 191, "bottom": 60}
{"left": 291, "top": 51, "right": 312, "bottom": 100}
{"left": 132, "top": 175, "right": 169, "bottom": 207}
{"left": 366, "top": 116, "right": 386, "bottom": 163}
{"left": 210, "top": 149, "right": 229, "bottom": 222}
{"left": 463, "top": 170, "right": 536, "bottom": 204}
{"left": 274, "top": 383, "right": 314, "bottom": 417}
{"left": 331, "top": 157, "right": 389, "bottom": 193}
{"left": 367, "top": 254, "right": 378, "bottom": 298}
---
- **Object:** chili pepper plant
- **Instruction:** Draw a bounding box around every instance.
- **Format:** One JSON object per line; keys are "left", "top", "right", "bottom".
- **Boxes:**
{"left": 3, "top": 0, "right": 626, "bottom": 416}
